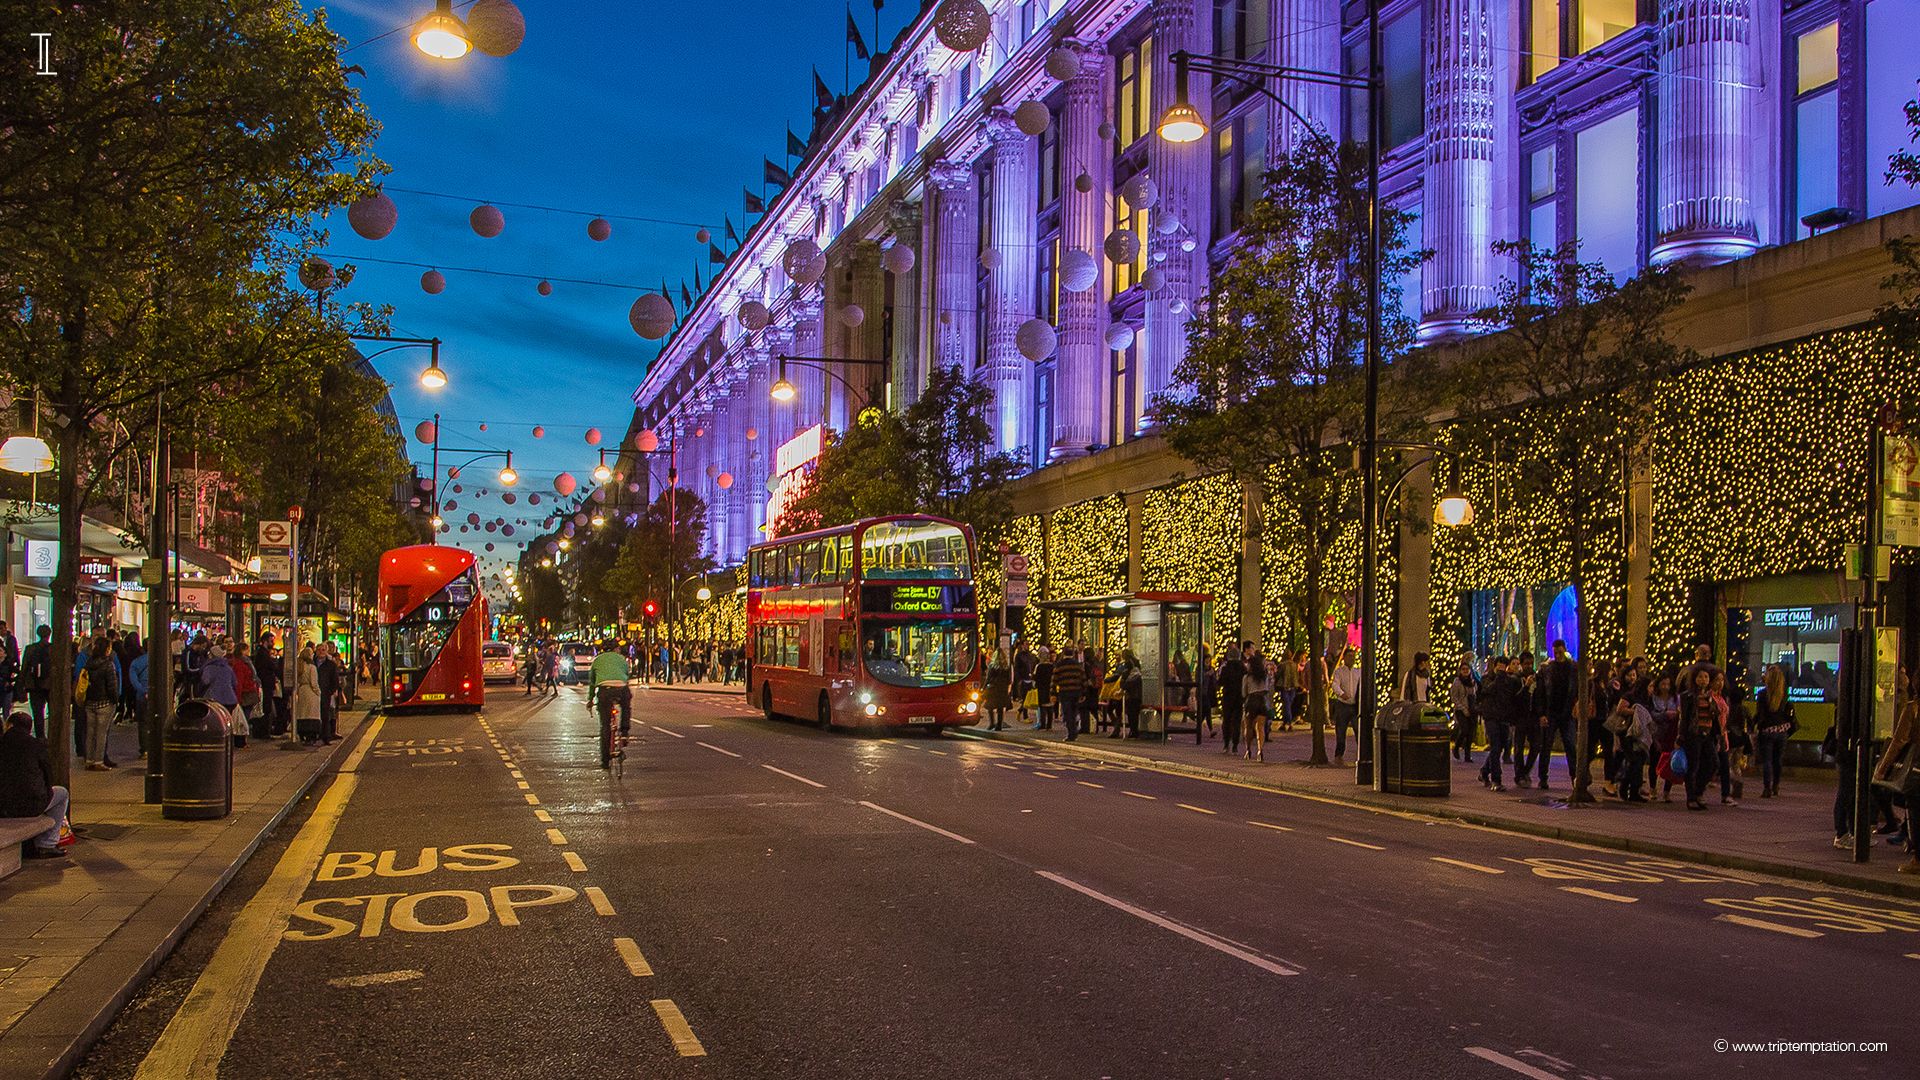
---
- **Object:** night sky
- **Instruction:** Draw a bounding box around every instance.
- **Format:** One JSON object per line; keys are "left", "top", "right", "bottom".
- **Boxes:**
{"left": 302, "top": 0, "right": 907, "bottom": 579}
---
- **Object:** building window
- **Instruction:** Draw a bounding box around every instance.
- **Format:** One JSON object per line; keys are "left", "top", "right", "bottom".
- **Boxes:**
{"left": 1214, "top": 0, "right": 1269, "bottom": 62}
{"left": 1528, "top": 0, "right": 1642, "bottom": 82}
{"left": 1037, "top": 234, "right": 1061, "bottom": 323}
{"left": 1038, "top": 120, "right": 1062, "bottom": 210}
{"left": 1527, "top": 144, "right": 1559, "bottom": 248}
{"left": 1396, "top": 201, "right": 1422, "bottom": 325}
{"left": 1213, "top": 109, "right": 1268, "bottom": 238}
{"left": 1034, "top": 361, "right": 1055, "bottom": 468}
{"left": 1572, "top": 107, "right": 1640, "bottom": 279}
{"left": 1344, "top": 6, "right": 1424, "bottom": 149}
{"left": 1110, "top": 336, "right": 1139, "bottom": 445}
{"left": 1110, "top": 187, "right": 1149, "bottom": 295}
{"left": 1115, "top": 35, "right": 1154, "bottom": 149}
{"left": 1790, "top": 20, "right": 1841, "bottom": 237}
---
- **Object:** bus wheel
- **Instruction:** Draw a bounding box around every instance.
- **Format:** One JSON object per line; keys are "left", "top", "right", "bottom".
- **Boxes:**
{"left": 816, "top": 693, "right": 833, "bottom": 731}
{"left": 761, "top": 685, "right": 776, "bottom": 721}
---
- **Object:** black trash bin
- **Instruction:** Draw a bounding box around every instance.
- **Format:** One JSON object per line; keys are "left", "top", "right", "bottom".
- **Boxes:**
{"left": 163, "top": 700, "right": 234, "bottom": 820}
{"left": 1375, "top": 701, "right": 1451, "bottom": 797}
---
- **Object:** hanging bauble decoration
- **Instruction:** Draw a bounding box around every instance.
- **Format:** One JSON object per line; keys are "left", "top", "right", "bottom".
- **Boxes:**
{"left": 1104, "top": 228, "right": 1141, "bottom": 264}
{"left": 553, "top": 472, "right": 577, "bottom": 496}
{"left": 1104, "top": 322, "right": 1136, "bottom": 351}
{"left": 980, "top": 248, "right": 1004, "bottom": 271}
{"left": 745, "top": 427, "right": 758, "bottom": 441}
{"left": 839, "top": 303, "right": 866, "bottom": 327}
{"left": 479, "top": 423, "right": 488, "bottom": 431}
{"left": 634, "top": 429, "right": 660, "bottom": 453}
{"left": 585, "top": 428, "right": 602, "bottom": 446}
{"left": 531, "top": 426, "right": 545, "bottom": 438}
{"left": 348, "top": 192, "right": 398, "bottom": 240}
{"left": 447, "top": 467, "right": 461, "bottom": 478}
{"left": 1013, "top": 100, "right": 1051, "bottom": 136}
{"left": 630, "top": 293, "right": 675, "bottom": 339}
{"left": 695, "top": 227, "right": 711, "bottom": 244}
{"left": 503, "top": 525, "right": 515, "bottom": 537}
{"left": 587, "top": 217, "right": 612, "bottom": 242}
{"left": 297, "top": 257, "right": 334, "bottom": 290}
{"left": 1180, "top": 237, "right": 1198, "bottom": 253}
{"left": 1142, "top": 266, "right": 1168, "bottom": 291}
{"left": 1121, "top": 173, "right": 1159, "bottom": 210}
{"left": 409, "top": 496, "right": 422, "bottom": 508}
{"left": 1044, "top": 46, "right": 1082, "bottom": 81}
{"left": 737, "top": 300, "right": 771, "bottom": 332}
{"left": 467, "top": 0, "right": 526, "bottom": 55}
{"left": 591, "top": 487, "right": 607, "bottom": 503}
{"left": 1169, "top": 297, "right": 1189, "bottom": 314}
{"left": 705, "top": 463, "right": 718, "bottom": 478}
{"left": 1097, "top": 120, "right": 1117, "bottom": 141}
{"left": 694, "top": 426, "right": 705, "bottom": 438}
{"left": 717, "top": 471, "right": 734, "bottom": 489}
{"left": 932, "top": 0, "right": 991, "bottom": 52}
{"left": 420, "top": 477, "right": 435, "bottom": 490}
{"left": 1059, "top": 249, "right": 1098, "bottom": 292}
{"left": 486, "top": 542, "right": 496, "bottom": 551}
{"left": 459, "top": 525, "right": 469, "bottom": 533}
{"left": 443, "top": 500, "right": 458, "bottom": 512}
{"left": 939, "top": 310, "right": 953, "bottom": 325}
{"left": 546, "top": 541, "right": 559, "bottom": 554}
{"left": 414, "top": 420, "right": 437, "bottom": 444}
{"left": 627, "top": 482, "right": 641, "bottom": 493}
{"left": 467, "top": 512, "right": 481, "bottom": 525}
{"left": 1016, "top": 318, "right": 1057, "bottom": 361}
{"left": 421, "top": 269, "right": 446, "bottom": 294}
{"left": 527, "top": 493, "right": 541, "bottom": 505}
{"left": 1157, "top": 211, "right": 1183, "bottom": 235}
{"left": 882, "top": 243, "right": 916, "bottom": 276}
{"left": 766, "top": 474, "right": 781, "bottom": 493}
{"left": 536, "top": 280, "right": 552, "bottom": 296}
{"left": 782, "top": 238, "right": 826, "bottom": 284}
{"left": 1152, "top": 249, "right": 1168, "bottom": 263}
{"left": 470, "top": 204, "right": 505, "bottom": 238}
{"left": 503, "top": 492, "right": 517, "bottom": 504}
{"left": 573, "top": 513, "right": 588, "bottom": 526}
{"left": 451, "top": 484, "right": 463, "bottom": 494}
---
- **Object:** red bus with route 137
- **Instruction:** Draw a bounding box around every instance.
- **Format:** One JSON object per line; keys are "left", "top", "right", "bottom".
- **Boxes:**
{"left": 747, "top": 515, "right": 982, "bottom": 731}
{"left": 379, "top": 544, "right": 488, "bottom": 710}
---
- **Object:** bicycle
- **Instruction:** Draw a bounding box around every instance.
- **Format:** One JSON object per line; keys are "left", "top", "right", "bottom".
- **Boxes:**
{"left": 590, "top": 682, "right": 629, "bottom": 776}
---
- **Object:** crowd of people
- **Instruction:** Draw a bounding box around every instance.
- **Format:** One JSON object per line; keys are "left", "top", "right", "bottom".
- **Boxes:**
{"left": 515, "top": 637, "right": 744, "bottom": 694}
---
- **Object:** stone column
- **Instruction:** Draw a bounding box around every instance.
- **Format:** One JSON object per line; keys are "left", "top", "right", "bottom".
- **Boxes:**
{"left": 744, "top": 350, "right": 773, "bottom": 546}
{"left": 761, "top": 324, "right": 798, "bottom": 457}
{"left": 788, "top": 291, "right": 827, "bottom": 431}
{"left": 849, "top": 242, "right": 887, "bottom": 420}
{"left": 1053, "top": 39, "right": 1111, "bottom": 459}
{"left": 1273, "top": 0, "right": 1340, "bottom": 154}
{"left": 1419, "top": 0, "right": 1498, "bottom": 341}
{"left": 928, "top": 159, "right": 979, "bottom": 378}
{"left": 1145, "top": 6, "right": 1211, "bottom": 429}
{"left": 1651, "top": 0, "right": 1760, "bottom": 267}
{"left": 984, "top": 108, "right": 1037, "bottom": 457}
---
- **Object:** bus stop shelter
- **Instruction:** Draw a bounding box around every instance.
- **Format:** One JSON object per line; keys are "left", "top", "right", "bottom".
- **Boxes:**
{"left": 1036, "top": 592, "right": 1211, "bottom": 740}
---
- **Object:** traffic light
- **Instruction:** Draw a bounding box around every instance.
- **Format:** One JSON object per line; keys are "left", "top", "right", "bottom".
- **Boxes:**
{"left": 642, "top": 599, "right": 659, "bottom": 619}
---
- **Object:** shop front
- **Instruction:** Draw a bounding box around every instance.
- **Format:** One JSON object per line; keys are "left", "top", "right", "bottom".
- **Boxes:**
{"left": 1036, "top": 592, "right": 1211, "bottom": 739}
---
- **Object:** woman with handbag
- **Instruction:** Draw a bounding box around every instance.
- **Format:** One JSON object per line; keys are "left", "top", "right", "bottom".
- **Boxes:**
{"left": 1648, "top": 674, "right": 1681, "bottom": 802}
{"left": 231, "top": 639, "right": 263, "bottom": 741}
{"left": 982, "top": 647, "right": 1012, "bottom": 731}
{"left": 1753, "top": 665, "right": 1797, "bottom": 798}
{"left": 1240, "top": 647, "right": 1272, "bottom": 763}
{"left": 1032, "top": 647, "right": 1054, "bottom": 730}
{"left": 294, "top": 643, "right": 323, "bottom": 745}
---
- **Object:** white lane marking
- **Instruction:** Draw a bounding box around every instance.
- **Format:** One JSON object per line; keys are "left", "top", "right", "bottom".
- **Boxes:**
{"left": 1247, "top": 820, "right": 1294, "bottom": 833}
{"left": 1714, "top": 913, "right": 1823, "bottom": 938}
{"left": 993, "top": 762, "right": 1021, "bottom": 771}
{"left": 692, "top": 724, "right": 714, "bottom": 728}
{"left": 858, "top": 800, "right": 975, "bottom": 844}
{"left": 1122, "top": 790, "right": 1157, "bottom": 800}
{"left": 1327, "top": 836, "right": 1386, "bottom": 851}
{"left": 1032, "top": 770, "right": 1059, "bottom": 778}
{"left": 1176, "top": 803, "right": 1218, "bottom": 815}
{"left": 326, "top": 969, "right": 424, "bottom": 989}
{"left": 1036, "top": 871, "right": 1299, "bottom": 977}
{"left": 1558, "top": 886, "right": 1637, "bottom": 904}
{"left": 1431, "top": 857, "right": 1504, "bottom": 875}
{"left": 696, "top": 741, "right": 743, "bottom": 758}
{"left": 762, "top": 764, "right": 826, "bottom": 789}
{"left": 651, "top": 725, "right": 685, "bottom": 738}
{"left": 1077, "top": 780, "right": 1105, "bottom": 789}
{"left": 1464, "top": 1048, "right": 1564, "bottom": 1080}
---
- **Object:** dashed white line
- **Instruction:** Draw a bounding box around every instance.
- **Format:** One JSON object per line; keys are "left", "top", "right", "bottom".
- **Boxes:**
{"left": 1463, "top": 1048, "right": 1563, "bottom": 1080}
{"left": 1326, "top": 836, "right": 1385, "bottom": 851}
{"left": 1559, "top": 886, "right": 1636, "bottom": 904}
{"left": 1032, "top": 771, "right": 1059, "bottom": 779}
{"left": 696, "top": 741, "right": 743, "bottom": 758}
{"left": 1247, "top": 820, "right": 1294, "bottom": 833}
{"left": 1431, "top": 857, "right": 1504, "bottom": 875}
{"left": 651, "top": 724, "right": 685, "bottom": 738}
{"left": 858, "top": 800, "right": 975, "bottom": 844}
{"left": 1714, "top": 913, "right": 1822, "bottom": 937}
{"left": 1076, "top": 780, "right": 1105, "bottom": 789}
{"left": 993, "top": 762, "right": 1021, "bottom": 771}
{"left": 761, "top": 764, "right": 826, "bottom": 788}
{"left": 1176, "top": 803, "right": 1218, "bottom": 815}
{"left": 1035, "top": 871, "right": 1299, "bottom": 976}
{"left": 1122, "top": 790, "right": 1157, "bottom": 800}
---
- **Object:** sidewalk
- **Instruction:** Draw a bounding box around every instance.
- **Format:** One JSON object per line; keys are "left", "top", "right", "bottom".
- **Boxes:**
{"left": 0, "top": 708, "right": 368, "bottom": 1080}
{"left": 637, "top": 680, "right": 744, "bottom": 696}
{"left": 961, "top": 718, "right": 1920, "bottom": 900}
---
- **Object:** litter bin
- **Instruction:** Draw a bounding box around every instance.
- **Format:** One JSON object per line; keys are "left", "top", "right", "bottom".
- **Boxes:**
{"left": 163, "top": 700, "right": 234, "bottom": 820}
{"left": 1374, "top": 700, "right": 1451, "bottom": 797}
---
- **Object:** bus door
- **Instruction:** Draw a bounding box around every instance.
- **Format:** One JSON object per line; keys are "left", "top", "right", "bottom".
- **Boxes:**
{"left": 835, "top": 624, "right": 856, "bottom": 674}
{"left": 809, "top": 618, "right": 824, "bottom": 677}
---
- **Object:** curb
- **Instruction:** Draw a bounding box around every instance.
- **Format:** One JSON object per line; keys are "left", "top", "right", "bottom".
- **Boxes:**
{"left": 953, "top": 728, "right": 1920, "bottom": 902}
{"left": 10, "top": 706, "right": 377, "bottom": 1080}
{"left": 634, "top": 683, "right": 744, "bottom": 697}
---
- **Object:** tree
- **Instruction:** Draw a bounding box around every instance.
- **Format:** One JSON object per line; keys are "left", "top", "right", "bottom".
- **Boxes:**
{"left": 1151, "top": 139, "right": 1422, "bottom": 767}
{"left": 0, "top": 0, "right": 378, "bottom": 784}
{"left": 602, "top": 489, "right": 714, "bottom": 625}
{"left": 1464, "top": 240, "right": 1693, "bottom": 803}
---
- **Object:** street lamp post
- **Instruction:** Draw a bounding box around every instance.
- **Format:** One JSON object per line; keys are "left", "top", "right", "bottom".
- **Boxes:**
{"left": 417, "top": 413, "right": 518, "bottom": 540}
{"left": 1159, "top": 7, "right": 1384, "bottom": 784}
{"left": 348, "top": 334, "right": 449, "bottom": 391}
{"left": 769, "top": 354, "right": 891, "bottom": 409}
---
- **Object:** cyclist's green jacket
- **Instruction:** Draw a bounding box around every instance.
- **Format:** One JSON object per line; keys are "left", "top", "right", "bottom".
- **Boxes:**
{"left": 587, "top": 651, "right": 629, "bottom": 688}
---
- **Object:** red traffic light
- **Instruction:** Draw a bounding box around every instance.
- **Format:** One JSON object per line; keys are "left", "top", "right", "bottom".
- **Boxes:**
{"left": 642, "top": 600, "right": 659, "bottom": 618}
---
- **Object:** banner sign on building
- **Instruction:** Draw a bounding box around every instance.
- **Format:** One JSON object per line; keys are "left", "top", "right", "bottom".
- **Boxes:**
{"left": 23, "top": 540, "right": 58, "bottom": 577}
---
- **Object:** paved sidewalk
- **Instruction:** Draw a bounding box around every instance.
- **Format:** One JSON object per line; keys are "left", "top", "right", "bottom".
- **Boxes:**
{"left": 0, "top": 709, "right": 368, "bottom": 1080}
{"left": 962, "top": 718, "right": 1920, "bottom": 899}
{"left": 637, "top": 680, "right": 744, "bottom": 696}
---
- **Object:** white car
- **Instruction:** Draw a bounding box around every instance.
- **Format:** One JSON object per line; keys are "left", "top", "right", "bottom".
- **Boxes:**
{"left": 481, "top": 641, "right": 519, "bottom": 684}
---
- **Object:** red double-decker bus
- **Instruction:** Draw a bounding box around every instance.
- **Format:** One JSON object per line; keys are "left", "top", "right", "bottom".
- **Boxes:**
{"left": 378, "top": 544, "right": 488, "bottom": 710}
{"left": 747, "top": 515, "right": 982, "bottom": 731}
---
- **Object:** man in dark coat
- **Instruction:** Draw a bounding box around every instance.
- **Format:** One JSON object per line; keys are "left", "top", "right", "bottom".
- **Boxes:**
{"left": 0, "top": 711, "right": 68, "bottom": 858}
{"left": 19, "top": 625, "right": 52, "bottom": 739}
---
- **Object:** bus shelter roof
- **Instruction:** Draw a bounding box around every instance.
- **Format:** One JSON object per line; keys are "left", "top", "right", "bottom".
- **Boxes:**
{"left": 1035, "top": 591, "right": 1211, "bottom": 616}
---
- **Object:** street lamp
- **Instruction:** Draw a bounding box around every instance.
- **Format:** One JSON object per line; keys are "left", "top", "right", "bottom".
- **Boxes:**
{"left": 350, "top": 335, "right": 451, "bottom": 392}
{"left": 419, "top": 359, "right": 449, "bottom": 389}
{"left": 497, "top": 453, "right": 518, "bottom": 486}
{"left": 0, "top": 434, "right": 53, "bottom": 474}
{"left": 1155, "top": 64, "right": 1208, "bottom": 144}
{"left": 770, "top": 354, "right": 891, "bottom": 407}
{"left": 593, "top": 449, "right": 614, "bottom": 484}
{"left": 770, "top": 377, "right": 797, "bottom": 403}
{"left": 411, "top": 0, "right": 471, "bottom": 59}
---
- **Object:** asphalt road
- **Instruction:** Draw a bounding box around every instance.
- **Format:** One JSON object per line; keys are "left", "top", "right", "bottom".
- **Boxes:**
{"left": 75, "top": 685, "right": 1917, "bottom": 1079}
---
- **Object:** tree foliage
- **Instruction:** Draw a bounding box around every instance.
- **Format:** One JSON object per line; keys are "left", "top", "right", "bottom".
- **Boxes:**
{"left": 600, "top": 489, "right": 715, "bottom": 624}
{"left": 1151, "top": 138, "right": 1423, "bottom": 766}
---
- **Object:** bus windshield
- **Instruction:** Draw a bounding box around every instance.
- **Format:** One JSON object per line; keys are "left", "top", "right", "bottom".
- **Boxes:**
{"left": 860, "top": 618, "right": 978, "bottom": 688}
{"left": 389, "top": 571, "right": 475, "bottom": 674}
{"left": 860, "top": 520, "right": 971, "bottom": 581}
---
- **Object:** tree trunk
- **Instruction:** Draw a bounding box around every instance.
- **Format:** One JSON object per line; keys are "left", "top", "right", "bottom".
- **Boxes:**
{"left": 48, "top": 415, "right": 83, "bottom": 787}
{"left": 1569, "top": 457, "right": 1597, "bottom": 804}
{"left": 1304, "top": 535, "right": 1330, "bottom": 766}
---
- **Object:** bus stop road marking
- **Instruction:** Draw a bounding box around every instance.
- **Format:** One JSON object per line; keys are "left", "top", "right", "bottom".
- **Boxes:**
{"left": 650, "top": 998, "right": 707, "bottom": 1057}
{"left": 859, "top": 801, "right": 976, "bottom": 845}
{"left": 1559, "top": 886, "right": 1637, "bottom": 904}
{"left": 696, "top": 741, "right": 743, "bottom": 758}
{"left": 563, "top": 852, "right": 588, "bottom": 872}
{"left": 614, "top": 937, "right": 655, "bottom": 976}
{"left": 761, "top": 764, "right": 826, "bottom": 788}
{"left": 534, "top": 810, "right": 552, "bottom": 822}
{"left": 1035, "top": 870, "right": 1300, "bottom": 977}
{"left": 1714, "top": 914, "right": 1824, "bottom": 938}
{"left": 546, "top": 828, "right": 568, "bottom": 846}
{"left": 585, "top": 887, "right": 616, "bottom": 916}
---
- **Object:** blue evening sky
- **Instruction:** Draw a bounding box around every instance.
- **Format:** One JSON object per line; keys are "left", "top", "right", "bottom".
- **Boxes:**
{"left": 304, "top": 1, "right": 905, "bottom": 575}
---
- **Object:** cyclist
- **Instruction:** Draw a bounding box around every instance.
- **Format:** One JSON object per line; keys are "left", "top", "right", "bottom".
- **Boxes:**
{"left": 586, "top": 639, "right": 632, "bottom": 770}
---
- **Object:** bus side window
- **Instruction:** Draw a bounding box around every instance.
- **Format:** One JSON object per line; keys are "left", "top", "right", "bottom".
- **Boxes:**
{"left": 838, "top": 536, "right": 854, "bottom": 581}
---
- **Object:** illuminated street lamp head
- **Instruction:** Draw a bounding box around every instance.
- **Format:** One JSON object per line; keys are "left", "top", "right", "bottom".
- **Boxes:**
{"left": 1434, "top": 488, "right": 1475, "bottom": 528}
{"left": 430, "top": 515, "right": 445, "bottom": 529}
{"left": 695, "top": 586, "right": 713, "bottom": 602}
{"left": 769, "top": 377, "right": 797, "bottom": 403}
{"left": 591, "top": 513, "right": 606, "bottom": 527}
{"left": 1156, "top": 58, "right": 1207, "bottom": 144}
{"left": 0, "top": 434, "right": 55, "bottom": 474}
{"left": 411, "top": 0, "right": 471, "bottom": 59}
{"left": 419, "top": 360, "right": 449, "bottom": 389}
{"left": 592, "top": 451, "right": 613, "bottom": 484}
{"left": 498, "top": 453, "right": 518, "bottom": 486}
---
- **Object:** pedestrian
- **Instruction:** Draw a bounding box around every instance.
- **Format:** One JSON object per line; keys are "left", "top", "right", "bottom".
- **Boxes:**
{"left": 1400, "top": 651, "right": 1434, "bottom": 704}
{"left": 1116, "top": 648, "right": 1143, "bottom": 740}
{"left": 1241, "top": 647, "right": 1271, "bottom": 763}
{"left": 1051, "top": 645, "right": 1084, "bottom": 741}
{"left": 1082, "top": 646, "right": 1104, "bottom": 735}
{"left": 1647, "top": 673, "right": 1682, "bottom": 802}
{"left": 1869, "top": 699, "right": 1917, "bottom": 874}
{"left": 1607, "top": 694, "right": 1652, "bottom": 803}
{"left": 317, "top": 642, "right": 342, "bottom": 744}
{"left": 1533, "top": 640, "right": 1580, "bottom": 790}
{"left": 1753, "top": 664, "right": 1797, "bottom": 798}
{"left": 1330, "top": 646, "right": 1360, "bottom": 767}
{"left": 128, "top": 644, "right": 150, "bottom": 757}
{"left": 1033, "top": 646, "right": 1055, "bottom": 730}
{"left": 253, "top": 633, "right": 285, "bottom": 737}
{"left": 1477, "top": 657, "right": 1513, "bottom": 791}
{"left": 0, "top": 711, "right": 70, "bottom": 860}
{"left": 523, "top": 642, "right": 541, "bottom": 695}
{"left": 201, "top": 643, "right": 242, "bottom": 748}
{"left": 231, "top": 639, "right": 262, "bottom": 741}
{"left": 1218, "top": 645, "right": 1245, "bottom": 757}
{"left": 1274, "top": 648, "right": 1300, "bottom": 733}
{"left": 1096, "top": 651, "right": 1123, "bottom": 735}
{"left": 983, "top": 646, "right": 1012, "bottom": 731}
{"left": 1721, "top": 670, "right": 1751, "bottom": 802}
{"left": 294, "top": 643, "right": 322, "bottom": 745}
{"left": 80, "top": 635, "right": 120, "bottom": 770}
{"left": 1679, "top": 666, "right": 1721, "bottom": 811}
{"left": 1012, "top": 639, "right": 1035, "bottom": 726}
{"left": 0, "top": 620, "right": 18, "bottom": 721}
{"left": 1194, "top": 642, "right": 1216, "bottom": 743}
{"left": 1449, "top": 658, "right": 1479, "bottom": 763}
{"left": 546, "top": 645, "right": 562, "bottom": 696}
{"left": 19, "top": 625, "right": 51, "bottom": 740}
{"left": 1590, "top": 658, "right": 1622, "bottom": 793}
{"left": 1709, "top": 670, "right": 1738, "bottom": 806}
{"left": 1511, "top": 652, "right": 1538, "bottom": 781}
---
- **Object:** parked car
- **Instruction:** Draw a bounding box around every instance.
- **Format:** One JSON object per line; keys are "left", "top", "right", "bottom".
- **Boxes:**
{"left": 481, "top": 641, "right": 519, "bottom": 684}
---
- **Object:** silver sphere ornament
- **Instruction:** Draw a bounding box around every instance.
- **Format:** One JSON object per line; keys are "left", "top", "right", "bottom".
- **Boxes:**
{"left": 1142, "top": 266, "right": 1168, "bottom": 291}
{"left": 1104, "top": 228, "right": 1141, "bottom": 264}
{"left": 1073, "top": 172, "right": 1093, "bottom": 193}
{"left": 979, "top": 248, "right": 1004, "bottom": 271}
{"left": 466, "top": 0, "right": 526, "bottom": 56}
{"left": 421, "top": 269, "right": 446, "bottom": 294}
{"left": 1097, "top": 121, "right": 1117, "bottom": 142}
{"left": 839, "top": 303, "right": 866, "bottom": 328}
{"left": 1016, "top": 318, "right": 1057, "bottom": 362}
{"left": 1120, "top": 173, "right": 1160, "bottom": 210}
{"left": 470, "top": 204, "right": 505, "bottom": 238}
{"left": 1059, "top": 249, "right": 1098, "bottom": 292}
{"left": 1157, "top": 211, "right": 1183, "bottom": 236}
{"left": 1180, "top": 237, "right": 1198, "bottom": 253}
{"left": 1104, "top": 322, "right": 1136, "bottom": 351}
{"left": 881, "top": 244, "right": 916, "bottom": 275}
{"left": 932, "top": 0, "right": 991, "bottom": 52}
{"left": 297, "top": 257, "right": 334, "bottom": 290}
{"left": 1013, "top": 100, "right": 1051, "bottom": 136}
{"left": 782, "top": 238, "right": 826, "bottom": 284}
{"left": 705, "top": 463, "right": 718, "bottom": 479}
{"left": 737, "top": 299, "right": 771, "bottom": 332}
{"left": 1044, "top": 46, "right": 1082, "bottom": 81}
{"left": 347, "top": 192, "right": 397, "bottom": 240}
{"left": 630, "top": 293, "right": 676, "bottom": 339}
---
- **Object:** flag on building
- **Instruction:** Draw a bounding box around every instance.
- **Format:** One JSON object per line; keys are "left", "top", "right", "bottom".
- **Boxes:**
{"left": 764, "top": 158, "right": 793, "bottom": 190}
{"left": 743, "top": 187, "right": 765, "bottom": 214}
{"left": 787, "top": 127, "right": 808, "bottom": 160}
{"left": 846, "top": 9, "right": 870, "bottom": 61}
{"left": 812, "top": 67, "right": 836, "bottom": 112}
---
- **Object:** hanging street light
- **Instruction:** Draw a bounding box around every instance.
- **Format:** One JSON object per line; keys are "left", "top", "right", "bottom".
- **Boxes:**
{"left": 419, "top": 358, "right": 449, "bottom": 389}
{"left": 593, "top": 449, "right": 613, "bottom": 484}
{"left": 411, "top": 0, "right": 472, "bottom": 59}
{"left": 0, "top": 434, "right": 54, "bottom": 474}
{"left": 498, "top": 453, "right": 518, "bottom": 486}
{"left": 769, "top": 377, "right": 798, "bottom": 403}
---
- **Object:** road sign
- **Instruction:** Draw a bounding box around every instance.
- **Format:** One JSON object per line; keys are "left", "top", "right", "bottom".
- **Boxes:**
{"left": 1005, "top": 553, "right": 1030, "bottom": 578}
{"left": 139, "top": 558, "right": 165, "bottom": 586}
{"left": 258, "top": 520, "right": 291, "bottom": 548}
{"left": 1004, "top": 579, "right": 1029, "bottom": 607}
{"left": 260, "top": 554, "right": 292, "bottom": 581}
{"left": 287, "top": 505, "right": 304, "bottom": 524}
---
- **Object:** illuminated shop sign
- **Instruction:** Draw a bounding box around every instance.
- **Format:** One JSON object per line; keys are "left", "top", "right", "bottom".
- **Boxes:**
{"left": 1761, "top": 607, "right": 1840, "bottom": 633}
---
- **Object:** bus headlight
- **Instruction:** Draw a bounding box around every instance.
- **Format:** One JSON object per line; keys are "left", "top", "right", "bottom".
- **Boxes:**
{"left": 863, "top": 702, "right": 879, "bottom": 717}
{"left": 968, "top": 689, "right": 981, "bottom": 702}
{"left": 859, "top": 691, "right": 873, "bottom": 704}
{"left": 962, "top": 701, "right": 978, "bottom": 714}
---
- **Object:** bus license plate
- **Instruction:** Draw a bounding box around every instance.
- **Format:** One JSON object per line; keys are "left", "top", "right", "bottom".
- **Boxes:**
{"left": 908, "top": 715, "right": 935, "bottom": 725}
{"left": 420, "top": 693, "right": 447, "bottom": 701}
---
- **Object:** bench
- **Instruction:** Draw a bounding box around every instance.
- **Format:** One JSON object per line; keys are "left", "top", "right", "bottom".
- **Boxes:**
{"left": 0, "top": 816, "right": 56, "bottom": 880}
